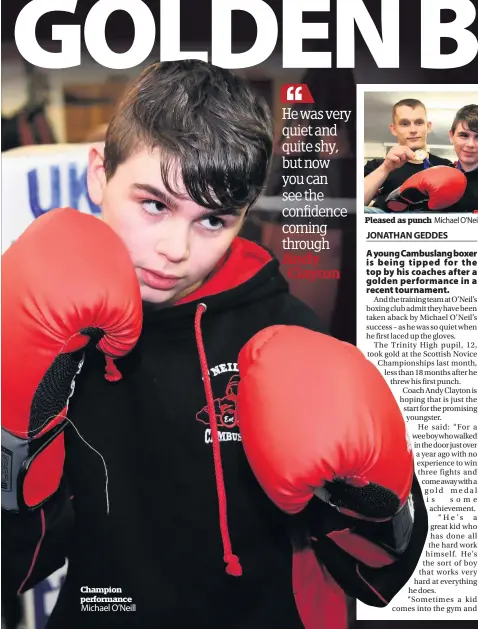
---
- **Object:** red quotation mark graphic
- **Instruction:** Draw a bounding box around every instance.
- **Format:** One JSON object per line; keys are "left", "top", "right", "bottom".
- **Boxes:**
{"left": 280, "top": 84, "right": 314, "bottom": 104}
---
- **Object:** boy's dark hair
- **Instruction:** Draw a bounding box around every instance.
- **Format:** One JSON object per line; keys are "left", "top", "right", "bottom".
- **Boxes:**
{"left": 392, "top": 98, "right": 426, "bottom": 120}
{"left": 104, "top": 60, "right": 273, "bottom": 212}
{"left": 451, "top": 104, "right": 478, "bottom": 134}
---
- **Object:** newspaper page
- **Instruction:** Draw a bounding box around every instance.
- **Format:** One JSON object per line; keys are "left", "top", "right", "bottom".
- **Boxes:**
{"left": 358, "top": 84, "right": 478, "bottom": 621}
{"left": 1, "top": 2, "right": 477, "bottom": 629}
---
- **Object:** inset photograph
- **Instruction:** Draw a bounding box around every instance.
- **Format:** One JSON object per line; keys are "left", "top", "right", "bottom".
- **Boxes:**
{"left": 361, "top": 88, "right": 478, "bottom": 213}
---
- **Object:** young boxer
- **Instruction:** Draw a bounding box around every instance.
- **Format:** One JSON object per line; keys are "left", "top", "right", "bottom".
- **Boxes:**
{"left": 2, "top": 60, "right": 427, "bottom": 629}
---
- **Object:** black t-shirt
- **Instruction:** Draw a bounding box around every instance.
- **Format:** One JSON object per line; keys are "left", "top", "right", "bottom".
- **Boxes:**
{"left": 447, "top": 166, "right": 478, "bottom": 212}
{"left": 364, "top": 154, "right": 452, "bottom": 209}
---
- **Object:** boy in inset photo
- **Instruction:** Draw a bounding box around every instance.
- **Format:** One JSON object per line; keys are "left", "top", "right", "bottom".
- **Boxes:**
{"left": 448, "top": 104, "right": 478, "bottom": 212}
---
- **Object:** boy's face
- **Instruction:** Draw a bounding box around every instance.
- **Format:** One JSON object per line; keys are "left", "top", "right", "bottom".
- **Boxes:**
{"left": 390, "top": 106, "right": 431, "bottom": 150}
{"left": 88, "top": 146, "right": 247, "bottom": 306}
{"left": 449, "top": 121, "right": 478, "bottom": 171}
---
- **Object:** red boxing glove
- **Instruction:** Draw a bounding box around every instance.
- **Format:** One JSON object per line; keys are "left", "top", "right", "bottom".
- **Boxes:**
{"left": 385, "top": 165, "right": 466, "bottom": 211}
{"left": 2, "top": 208, "right": 142, "bottom": 512}
{"left": 237, "top": 326, "right": 413, "bottom": 521}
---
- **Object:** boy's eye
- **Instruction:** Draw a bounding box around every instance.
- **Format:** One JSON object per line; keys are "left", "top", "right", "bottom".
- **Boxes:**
{"left": 141, "top": 200, "right": 166, "bottom": 215}
{"left": 200, "top": 215, "right": 225, "bottom": 231}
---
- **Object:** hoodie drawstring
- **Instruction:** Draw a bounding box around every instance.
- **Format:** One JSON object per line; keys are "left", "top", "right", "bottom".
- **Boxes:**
{"left": 194, "top": 303, "right": 243, "bottom": 577}
{"left": 104, "top": 355, "right": 123, "bottom": 382}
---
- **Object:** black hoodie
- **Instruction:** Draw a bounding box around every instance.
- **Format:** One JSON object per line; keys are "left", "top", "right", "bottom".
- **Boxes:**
{"left": 3, "top": 238, "right": 421, "bottom": 629}
{"left": 3, "top": 238, "right": 327, "bottom": 628}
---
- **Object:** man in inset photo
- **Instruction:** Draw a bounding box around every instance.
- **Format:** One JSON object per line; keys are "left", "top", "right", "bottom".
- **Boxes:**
{"left": 364, "top": 98, "right": 451, "bottom": 210}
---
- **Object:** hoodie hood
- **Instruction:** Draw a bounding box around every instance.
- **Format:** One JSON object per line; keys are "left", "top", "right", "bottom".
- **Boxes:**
{"left": 178, "top": 237, "right": 274, "bottom": 303}
{"left": 142, "top": 237, "right": 289, "bottom": 323}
